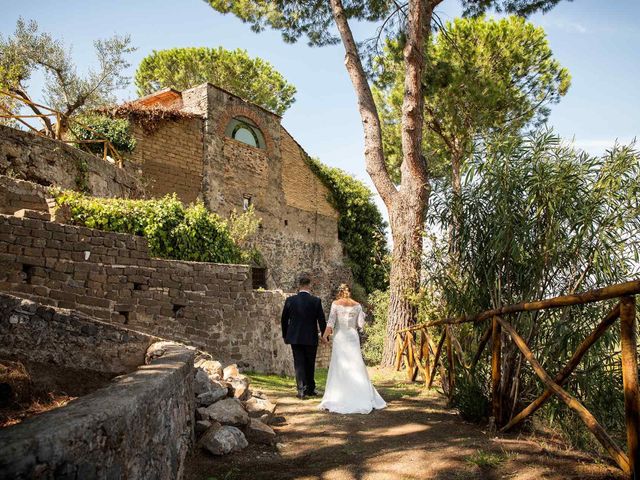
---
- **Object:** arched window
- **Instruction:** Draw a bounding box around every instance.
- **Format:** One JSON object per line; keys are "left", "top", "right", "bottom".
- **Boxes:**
{"left": 225, "top": 116, "right": 266, "bottom": 149}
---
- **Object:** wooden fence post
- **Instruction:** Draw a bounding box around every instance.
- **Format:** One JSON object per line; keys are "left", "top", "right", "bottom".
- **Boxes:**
{"left": 620, "top": 296, "right": 639, "bottom": 479}
{"left": 491, "top": 315, "right": 502, "bottom": 426}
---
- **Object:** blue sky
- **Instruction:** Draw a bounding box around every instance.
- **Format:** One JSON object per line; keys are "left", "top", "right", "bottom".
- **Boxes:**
{"left": 2, "top": 0, "right": 639, "bottom": 218}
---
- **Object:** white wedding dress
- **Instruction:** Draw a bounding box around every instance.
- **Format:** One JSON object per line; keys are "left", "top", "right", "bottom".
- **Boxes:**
{"left": 318, "top": 302, "right": 387, "bottom": 414}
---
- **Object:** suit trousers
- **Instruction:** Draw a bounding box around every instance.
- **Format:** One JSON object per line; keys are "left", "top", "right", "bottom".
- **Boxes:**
{"left": 291, "top": 344, "right": 318, "bottom": 394}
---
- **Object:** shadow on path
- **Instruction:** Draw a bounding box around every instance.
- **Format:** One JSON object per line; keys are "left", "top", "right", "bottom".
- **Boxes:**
{"left": 184, "top": 372, "right": 623, "bottom": 480}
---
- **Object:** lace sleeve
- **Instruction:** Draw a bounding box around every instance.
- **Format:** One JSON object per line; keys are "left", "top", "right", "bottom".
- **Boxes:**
{"left": 357, "top": 305, "right": 366, "bottom": 329}
{"left": 327, "top": 303, "right": 337, "bottom": 328}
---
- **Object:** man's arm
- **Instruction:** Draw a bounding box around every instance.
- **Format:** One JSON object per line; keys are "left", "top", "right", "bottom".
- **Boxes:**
{"left": 317, "top": 298, "right": 327, "bottom": 337}
{"left": 281, "top": 298, "right": 290, "bottom": 340}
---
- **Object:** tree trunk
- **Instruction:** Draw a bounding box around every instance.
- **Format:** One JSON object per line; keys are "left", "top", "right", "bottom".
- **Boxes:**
{"left": 382, "top": 182, "right": 429, "bottom": 365}
{"left": 330, "top": 0, "right": 434, "bottom": 367}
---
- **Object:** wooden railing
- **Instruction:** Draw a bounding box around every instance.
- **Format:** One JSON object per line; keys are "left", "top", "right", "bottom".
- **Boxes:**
{"left": 0, "top": 90, "right": 123, "bottom": 167}
{"left": 395, "top": 279, "right": 640, "bottom": 478}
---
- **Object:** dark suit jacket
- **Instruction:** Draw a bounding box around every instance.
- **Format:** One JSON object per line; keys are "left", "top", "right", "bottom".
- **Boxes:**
{"left": 281, "top": 291, "right": 326, "bottom": 345}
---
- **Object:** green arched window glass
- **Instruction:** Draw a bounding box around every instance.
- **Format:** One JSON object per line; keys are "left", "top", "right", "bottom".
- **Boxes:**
{"left": 225, "top": 116, "right": 266, "bottom": 149}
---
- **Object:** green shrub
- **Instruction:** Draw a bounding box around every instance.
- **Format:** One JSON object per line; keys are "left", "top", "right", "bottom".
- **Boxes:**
{"left": 451, "top": 371, "right": 490, "bottom": 423}
{"left": 54, "top": 192, "right": 248, "bottom": 264}
{"left": 71, "top": 115, "right": 136, "bottom": 155}
{"left": 362, "top": 290, "right": 389, "bottom": 365}
{"left": 228, "top": 205, "right": 264, "bottom": 265}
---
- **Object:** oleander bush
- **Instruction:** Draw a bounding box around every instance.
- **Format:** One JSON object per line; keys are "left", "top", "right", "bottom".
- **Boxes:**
{"left": 53, "top": 192, "right": 259, "bottom": 264}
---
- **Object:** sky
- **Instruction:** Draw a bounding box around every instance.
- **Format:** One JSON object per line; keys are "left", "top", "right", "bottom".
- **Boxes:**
{"left": 1, "top": 0, "right": 639, "bottom": 221}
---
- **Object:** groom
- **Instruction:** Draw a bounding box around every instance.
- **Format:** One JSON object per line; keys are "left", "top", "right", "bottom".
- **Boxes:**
{"left": 281, "top": 274, "right": 327, "bottom": 399}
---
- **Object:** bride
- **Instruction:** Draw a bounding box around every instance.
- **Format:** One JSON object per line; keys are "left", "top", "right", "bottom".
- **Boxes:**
{"left": 318, "top": 284, "right": 387, "bottom": 414}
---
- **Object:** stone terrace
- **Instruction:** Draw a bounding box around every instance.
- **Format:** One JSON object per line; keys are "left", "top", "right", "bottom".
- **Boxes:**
{"left": 0, "top": 213, "right": 316, "bottom": 375}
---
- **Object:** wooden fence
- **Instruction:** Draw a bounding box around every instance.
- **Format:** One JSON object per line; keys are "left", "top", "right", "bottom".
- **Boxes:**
{"left": 395, "top": 279, "right": 640, "bottom": 478}
{"left": 0, "top": 90, "right": 124, "bottom": 167}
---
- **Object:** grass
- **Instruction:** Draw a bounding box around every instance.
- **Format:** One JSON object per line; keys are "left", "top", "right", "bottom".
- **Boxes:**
{"left": 246, "top": 368, "right": 328, "bottom": 393}
{"left": 246, "top": 366, "right": 426, "bottom": 403}
{"left": 465, "top": 449, "right": 511, "bottom": 469}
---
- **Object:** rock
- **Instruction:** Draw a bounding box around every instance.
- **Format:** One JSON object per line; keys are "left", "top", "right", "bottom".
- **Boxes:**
{"left": 196, "top": 359, "right": 224, "bottom": 380}
{"left": 145, "top": 341, "right": 181, "bottom": 364}
{"left": 244, "top": 418, "right": 276, "bottom": 445}
{"left": 228, "top": 375, "right": 251, "bottom": 401}
{"left": 200, "top": 425, "right": 248, "bottom": 455}
{"left": 195, "top": 420, "right": 212, "bottom": 436}
{"left": 199, "top": 398, "right": 249, "bottom": 427}
{"left": 259, "top": 413, "right": 272, "bottom": 425}
{"left": 196, "top": 381, "right": 228, "bottom": 406}
{"left": 252, "top": 390, "right": 267, "bottom": 400}
{"left": 244, "top": 396, "right": 276, "bottom": 423}
{"left": 194, "top": 369, "right": 218, "bottom": 395}
{"left": 223, "top": 364, "right": 240, "bottom": 379}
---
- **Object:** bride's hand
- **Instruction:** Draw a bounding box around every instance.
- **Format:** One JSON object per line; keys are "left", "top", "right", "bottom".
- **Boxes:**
{"left": 322, "top": 327, "right": 333, "bottom": 343}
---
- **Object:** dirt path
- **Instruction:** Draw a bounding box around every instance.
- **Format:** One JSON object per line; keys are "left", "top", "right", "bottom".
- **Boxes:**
{"left": 185, "top": 369, "right": 623, "bottom": 480}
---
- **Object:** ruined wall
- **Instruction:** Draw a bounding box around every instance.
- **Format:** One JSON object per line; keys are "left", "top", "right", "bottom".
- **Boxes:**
{"left": 0, "top": 175, "right": 50, "bottom": 215}
{"left": 127, "top": 117, "right": 204, "bottom": 204}
{"left": 0, "top": 214, "right": 332, "bottom": 375}
{"left": 180, "top": 84, "right": 349, "bottom": 300}
{"left": 0, "top": 292, "right": 159, "bottom": 375}
{"left": 0, "top": 343, "right": 195, "bottom": 480}
{"left": 0, "top": 125, "right": 142, "bottom": 199}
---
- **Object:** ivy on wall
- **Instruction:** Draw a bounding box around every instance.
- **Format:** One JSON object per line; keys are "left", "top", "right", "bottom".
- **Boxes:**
{"left": 307, "top": 158, "right": 389, "bottom": 293}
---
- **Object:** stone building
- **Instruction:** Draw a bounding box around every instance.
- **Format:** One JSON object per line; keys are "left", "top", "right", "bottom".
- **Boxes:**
{"left": 117, "top": 83, "right": 350, "bottom": 300}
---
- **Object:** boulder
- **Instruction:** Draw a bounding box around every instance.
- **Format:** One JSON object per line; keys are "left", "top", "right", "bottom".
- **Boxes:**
{"left": 244, "top": 396, "right": 277, "bottom": 423}
{"left": 199, "top": 398, "right": 249, "bottom": 427}
{"left": 223, "top": 364, "right": 240, "bottom": 379}
{"left": 196, "top": 381, "right": 228, "bottom": 406}
{"left": 195, "top": 420, "right": 212, "bottom": 437}
{"left": 244, "top": 418, "right": 276, "bottom": 445}
{"left": 200, "top": 425, "right": 248, "bottom": 455}
{"left": 194, "top": 369, "right": 218, "bottom": 395}
{"left": 228, "top": 375, "right": 251, "bottom": 401}
{"left": 196, "top": 359, "right": 224, "bottom": 380}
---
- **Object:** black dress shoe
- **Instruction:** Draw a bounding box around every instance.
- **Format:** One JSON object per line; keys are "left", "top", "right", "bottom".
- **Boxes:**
{"left": 296, "top": 391, "right": 306, "bottom": 399}
{"left": 305, "top": 390, "right": 320, "bottom": 397}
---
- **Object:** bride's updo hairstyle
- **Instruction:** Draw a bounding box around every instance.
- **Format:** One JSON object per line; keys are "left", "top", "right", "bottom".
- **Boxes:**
{"left": 335, "top": 283, "right": 351, "bottom": 300}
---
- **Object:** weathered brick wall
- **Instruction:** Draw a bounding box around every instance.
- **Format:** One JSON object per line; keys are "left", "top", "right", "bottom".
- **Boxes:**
{"left": 0, "top": 175, "right": 50, "bottom": 215}
{"left": 0, "top": 343, "right": 195, "bottom": 480}
{"left": 0, "top": 125, "right": 143, "bottom": 199}
{"left": 0, "top": 214, "right": 332, "bottom": 375}
{"left": 280, "top": 129, "right": 336, "bottom": 220}
{"left": 0, "top": 292, "right": 159, "bottom": 375}
{"left": 182, "top": 84, "right": 349, "bottom": 299}
{"left": 127, "top": 118, "right": 204, "bottom": 204}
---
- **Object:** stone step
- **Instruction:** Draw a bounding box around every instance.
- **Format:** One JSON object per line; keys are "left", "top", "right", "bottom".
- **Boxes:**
{"left": 13, "top": 208, "right": 51, "bottom": 221}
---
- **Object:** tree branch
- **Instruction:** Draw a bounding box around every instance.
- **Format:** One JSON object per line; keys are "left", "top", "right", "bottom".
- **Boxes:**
{"left": 9, "top": 86, "right": 55, "bottom": 136}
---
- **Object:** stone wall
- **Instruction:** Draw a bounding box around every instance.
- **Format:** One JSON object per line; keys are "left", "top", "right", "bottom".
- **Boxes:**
{"left": 0, "top": 175, "right": 50, "bottom": 215}
{"left": 0, "top": 342, "right": 195, "bottom": 480}
{"left": 0, "top": 292, "right": 159, "bottom": 375}
{"left": 0, "top": 125, "right": 142, "bottom": 199}
{"left": 127, "top": 118, "right": 204, "bottom": 204}
{"left": 0, "top": 214, "right": 330, "bottom": 375}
